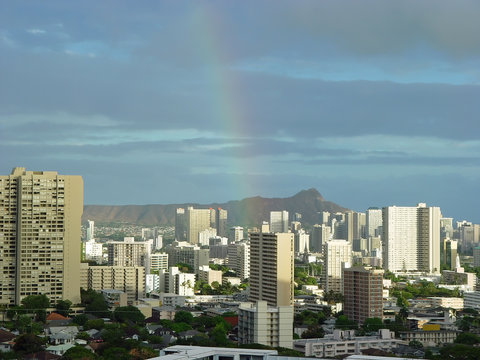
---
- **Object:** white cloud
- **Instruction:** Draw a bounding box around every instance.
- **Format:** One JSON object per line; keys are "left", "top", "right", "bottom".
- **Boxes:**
{"left": 0, "top": 112, "right": 118, "bottom": 128}
{"left": 26, "top": 28, "right": 46, "bottom": 35}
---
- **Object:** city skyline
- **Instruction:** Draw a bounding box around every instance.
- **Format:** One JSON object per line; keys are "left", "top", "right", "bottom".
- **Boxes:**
{"left": 1, "top": 1, "right": 479, "bottom": 223}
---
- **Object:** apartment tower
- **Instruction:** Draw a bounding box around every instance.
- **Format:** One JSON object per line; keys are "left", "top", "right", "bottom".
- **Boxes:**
{"left": 269, "top": 211, "right": 289, "bottom": 233}
{"left": 0, "top": 167, "right": 82, "bottom": 305}
{"left": 249, "top": 232, "right": 294, "bottom": 307}
{"left": 323, "top": 239, "right": 352, "bottom": 293}
{"left": 343, "top": 266, "right": 384, "bottom": 324}
{"left": 186, "top": 207, "right": 212, "bottom": 244}
{"left": 382, "top": 204, "right": 441, "bottom": 274}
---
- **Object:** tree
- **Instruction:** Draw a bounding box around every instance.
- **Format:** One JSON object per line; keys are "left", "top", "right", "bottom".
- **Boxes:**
{"left": 13, "top": 334, "right": 45, "bottom": 354}
{"left": 175, "top": 262, "right": 193, "bottom": 273}
{"left": 55, "top": 299, "right": 72, "bottom": 317}
{"left": 101, "top": 347, "right": 131, "bottom": 360}
{"left": 174, "top": 310, "right": 194, "bottom": 325}
{"left": 455, "top": 332, "right": 480, "bottom": 345}
{"left": 81, "top": 288, "right": 110, "bottom": 318}
{"left": 15, "top": 315, "right": 32, "bottom": 333}
{"left": 73, "top": 314, "right": 89, "bottom": 326}
{"left": 209, "top": 323, "right": 229, "bottom": 346}
{"left": 21, "top": 294, "right": 50, "bottom": 322}
{"left": 440, "top": 344, "right": 480, "bottom": 360}
{"left": 84, "top": 318, "right": 105, "bottom": 330}
{"left": 129, "top": 347, "right": 157, "bottom": 360}
{"left": 362, "top": 317, "right": 384, "bottom": 333}
{"left": 409, "top": 340, "right": 424, "bottom": 349}
{"left": 63, "top": 345, "right": 98, "bottom": 359}
{"left": 113, "top": 305, "right": 145, "bottom": 324}
{"left": 301, "top": 324, "right": 325, "bottom": 339}
{"left": 335, "top": 315, "right": 357, "bottom": 330}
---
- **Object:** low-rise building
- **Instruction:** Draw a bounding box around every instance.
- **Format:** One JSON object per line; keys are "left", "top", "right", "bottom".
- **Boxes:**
{"left": 294, "top": 329, "right": 403, "bottom": 358}
{"left": 428, "top": 297, "right": 463, "bottom": 310}
{"left": 80, "top": 263, "right": 145, "bottom": 304}
{"left": 238, "top": 301, "right": 293, "bottom": 349}
{"left": 399, "top": 329, "right": 459, "bottom": 347}
{"left": 101, "top": 289, "right": 128, "bottom": 309}
{"left": 441, "top": 267, "right": 476, "bottom": 290}
{"left": 198, "top": 265, "right": 222, "bottom": 286}
{"left": 464, "top": 291, "right": 480, "bottom": 310}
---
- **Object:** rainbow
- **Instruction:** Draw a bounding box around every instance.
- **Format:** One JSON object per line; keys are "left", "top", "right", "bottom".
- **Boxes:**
{"left": 189, "top": 4, "right": 258, "bottom": 199}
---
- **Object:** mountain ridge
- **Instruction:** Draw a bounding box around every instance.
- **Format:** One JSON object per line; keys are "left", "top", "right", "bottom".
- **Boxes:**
{"left": 82, "top": 188, "right": 349, "bottom": 227}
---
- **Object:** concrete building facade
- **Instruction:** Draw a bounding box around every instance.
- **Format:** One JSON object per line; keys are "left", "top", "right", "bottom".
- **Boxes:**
{"left": 238, "top": 301, "right": 294, "bottom": 349}
{"left": 107, "top": 237, "right": 150, "bottom": 267}
{"left": 269, "top": 211, "right": 289, "bottom": 233}
{"left": 323, "top": 240, "right": 352, "bottom": 293}
{"left": 227, "top": 241, "right": 250, "bottom": 280}
{"left": 382, "top": 204, "right": 441, "bottom": 274}
{"left": 249, "top": 232, "right": 294, "bottom": 307}
{"left": 343, "top": 266, "right": 384, "bottom": 324}
{"left": 0, "top": 167, "right": 82, "bottom": 305}
{"left": 80, "top": 264, "right": 145, "bottom": 304}
{"left": 186, "top": 207, "right": 212, "bottom": 244}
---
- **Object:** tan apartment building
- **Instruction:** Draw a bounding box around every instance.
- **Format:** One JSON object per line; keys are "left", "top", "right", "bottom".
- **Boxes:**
{"left": 186, "top": 207, "right": 212, "bottom": 244}
{"left": 107, "top": 237, "right": 150, "bottom": 267}
{"left": 80, "top": 263, "right": 145, "bottom": 304}
{"left": 238, "top": 301, "right": 294, "bottom": 349}
{"left": 249, "top": 232, "right": 294, "bottom": 307}
{"left": 0, "top": 167, "right": 82, "bottom": 305}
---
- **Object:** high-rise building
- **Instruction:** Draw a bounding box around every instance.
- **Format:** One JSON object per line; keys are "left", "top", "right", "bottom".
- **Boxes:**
{"left": 107, "top": 237, "right": 151, "bottom": 268}
{"left": 84, "top": 239, "right": 103, "bottom": 263}
{"left": 382, "top": 203, "right": 441, "bottom": 274}
{"left": 270, "top": 211, "right": 289, "bottom": 233}
{"left": 229, "top": 226, "right": 244, "bottom": 243}
{"left": 175, "top": 208, "right": 186, "bottom": 241}
{"left": 148, "top": 253, "right": 169, "bottom": 274}
{"left": 473, "top": 247, "right": 480, "bottom": 268}
{"left": 227, "top": 241, "right": 250, "bottom": 280}
{"left": 294, "top": 229, "right": 309, "bottom": 254}
{"left": 186, "top": 207, "right": 212, "bottom": 244}
{"left": 216, "top": 208, "right": 228, "bottom": 237}
{"left": 366, "top": 208, "right": 383, "bottom": 239}
{"left": 323, "top": 240, "right": 352, "bottom": 293}
{"left": 0, "top": 167, "right": 82, "bottom": 305}
{"left": 440, "top": 218, "right": 454, "bottom": 240}
{"left": 87, "top": 220, "right": 95, "bottom": 241}
{"left": 343, "top": 266, "right": 384, "bottom": 324}
{"left": 442, "top": 238, "right": 458, "bottom": 270}
{"left": 249, "top": 232, "right": 294, "bottom": 307}
{"left": 321, "top": 211, "right": 330, "bottom": 226}
{"left": 311, "top": 224, "right": 331, "bottom": 252}
{"left": 164, "top": 241, "right": 209, "bottom": 274}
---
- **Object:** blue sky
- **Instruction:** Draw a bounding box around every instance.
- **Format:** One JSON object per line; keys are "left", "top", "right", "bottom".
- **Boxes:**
{"left": 1, "top": 0, "right": 479, "bottom": 222}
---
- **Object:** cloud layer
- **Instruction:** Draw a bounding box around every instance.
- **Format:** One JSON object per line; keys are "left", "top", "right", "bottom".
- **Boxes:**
{"left": 1, "top": 1, "right": 479, "bottom": 222}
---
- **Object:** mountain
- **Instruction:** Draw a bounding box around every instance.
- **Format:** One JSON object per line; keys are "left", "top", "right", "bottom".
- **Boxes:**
{"left": 82, "top": 188, "right": 349, "bottom": 227}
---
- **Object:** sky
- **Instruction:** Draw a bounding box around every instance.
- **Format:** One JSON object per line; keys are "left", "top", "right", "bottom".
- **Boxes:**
{"left": 1, "top": 0, "right": 479, "bottom": 222}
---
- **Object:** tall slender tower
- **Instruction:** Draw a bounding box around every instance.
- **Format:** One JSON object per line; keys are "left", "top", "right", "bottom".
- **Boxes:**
{"left": 324, "top": 239, "right": 352, "bottom": 293}
{"left": 0, "top": 167, "right": 83, "bottom": 305}
{"left": 270, "top": 211, "right": 289, "bottom": 233}
{"left": 249, "top": 231, "right": 294, "bottom": 307}
{"left": 86, "top": 220, "right": 95, "bottom": 241}
{"left": 215, "top": 208, "right": 228, "bottom": 237}
{"left": 382, "top": 203, "right": 441, "bottom": 273}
